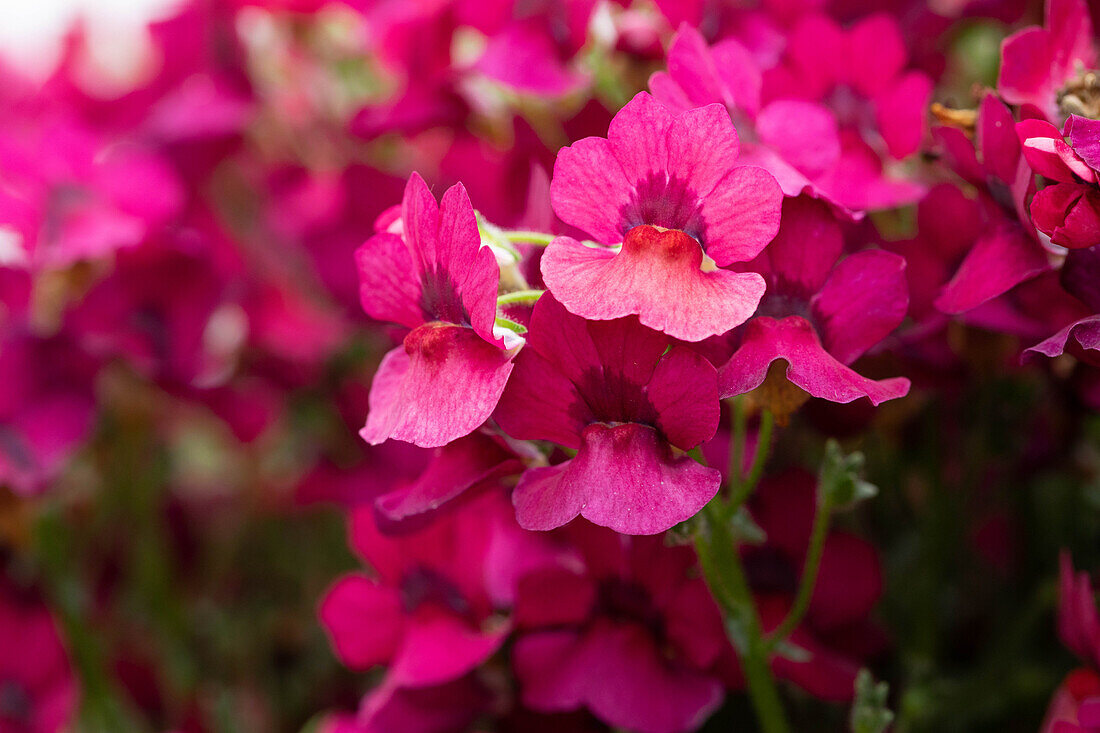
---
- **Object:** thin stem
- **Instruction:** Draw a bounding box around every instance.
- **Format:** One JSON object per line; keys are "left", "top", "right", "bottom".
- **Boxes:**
{"left": 730, "top": 408, "right": 775, "bottom": 510}
{"left": 765, "top": 491, "right": 832, "bottom": 650}
{"left": 496, "top": 289, "right": 545, "bottom": 306}
{"left": 695, "top": 500, "right": 790, "bottom": 733}
{"left": 501, "top": 230, "right": 555, "bottom": 246}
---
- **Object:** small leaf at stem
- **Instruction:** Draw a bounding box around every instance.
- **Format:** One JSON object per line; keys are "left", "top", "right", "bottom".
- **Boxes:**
{"left": 850, "top": 669, "right": 894, "bottom": 733}
{"left": 819, "top": 439, "right": 878, "bottom": 510}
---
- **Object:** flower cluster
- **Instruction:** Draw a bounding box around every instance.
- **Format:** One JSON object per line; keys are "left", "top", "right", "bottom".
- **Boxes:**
{"left": 3, "top": 0, "right": 1100, "bottom": 731}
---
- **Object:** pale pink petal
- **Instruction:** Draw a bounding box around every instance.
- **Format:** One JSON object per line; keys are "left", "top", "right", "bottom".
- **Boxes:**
{"left": 607, "top": 92, "right": 675, "bottom": 188}
{"left": 361, "top": 325, "right": 514, "bottom": 448}
{"left": 1024, "top": 315, "right": 1100, "bottom": 362}
{"left": 541, "top": 227, "right": 766, "bottom": 342}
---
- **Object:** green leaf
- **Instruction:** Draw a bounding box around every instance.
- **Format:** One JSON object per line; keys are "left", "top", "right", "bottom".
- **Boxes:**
{"left": 850, "top": 669, "right": 894, "bottom": 733}
{"left": 819, "top": 439, "right": 879, "bottom": 510}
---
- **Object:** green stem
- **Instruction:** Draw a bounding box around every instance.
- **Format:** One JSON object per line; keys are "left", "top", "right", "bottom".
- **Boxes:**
{"left": 765, "top": 491, "right": 832, "bottom": 650}
{"left": 695, "top": 501, "right": 790, "bottom": 733}
{"left": 496, "top": 289, "right": 545, "bottom": 306}
{"left": 730, "top": 408, "right": 774, "bottom": 510}
{"left": 501, "top": 230, "right": 555, "bottom": 246}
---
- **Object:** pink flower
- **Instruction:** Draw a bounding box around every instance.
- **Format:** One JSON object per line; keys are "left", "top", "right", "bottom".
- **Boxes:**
{"left": 1041, "top": 554, "right": 1100, "bottom": 733}
{"left": 543, "top": 91, "right": 781, "bottom": 341}
{"left": 998, "top": 0, "right": 1096, "bottom": 121}
{"left": 1020, "top": 115, "right": 1100, "bottom": 249}
{"left": 650, "top": 24, "right": 925, "bottom": 214}
{"left": 0, "top": 579, "right": 78, "bottom": 733}
{"left": 1025, "top": 233, "right": 1100, "bottom": 365}
{"left": 494, "top": 294, "right": 721, "bottom": 534}
{"left": 512, "top": 526, "right": 726, "bottom": 733}
{"left": 356, "top": 173, "right": 519, "bottom": 448}
{"left": 0, "top": 113, "right": 182, "bottom": 273}
{"left": 719, "top": 197, "right": 910, "bottom": 406}
{"left": 765, "top": 12, "right": 933, "bottom": 160}
{"left": 0, "top": 331, "right": 96, "bottom": 496}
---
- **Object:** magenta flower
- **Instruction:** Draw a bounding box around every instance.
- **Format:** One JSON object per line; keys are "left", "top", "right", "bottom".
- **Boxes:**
{"left": 0, "top": 332, "right": 96, "bottom": 496}
{"left": 998, "top": 0, "right": 1096, "bottom": 121}
{"left": 0, "top": 114, "right": 182, "bottom": 272}
{"left": 650, "top": 24, "right": 925, "bottom": 214}
{"left": 0, "top": 579, "right": 78, "bottom": 733}
{"left": 1041, "top": 554, "right": 1100, "bottom": 733}
{"left": 933, "top": 93, "right": 1051, "bottom": 314}
{"left": 1019, "top": 115, "right": 1100, "bottom": 249}
{"left": 512, "top": 526, "right": 726, "bottom": 733}
{"left": 544, "top": 91, "right": 781, "bottom": 341}
{"left": 1026, "top": 245, "right": 1100, "bottom": 364}
{"left": 318, "top": 495, "right": 510, "bottom": 723}
{"left": 766, "top": 12, "right": 932, "bottom": 160}
{"left": 494, "top": 294, "right": 721, "bottom": 534}
{"left": 356, "top": 172, "right": 519, "bottom": 448}
{"left": 719, "top": 197, "right": 910, "bottom": 406}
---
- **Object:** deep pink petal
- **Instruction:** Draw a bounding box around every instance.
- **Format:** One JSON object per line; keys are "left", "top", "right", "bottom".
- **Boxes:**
{"left": 355, "top": 232, "right": 424, "bottom": 329}
{"left": 665, "top": 103, "right": 741, "bottom": 199}
{"left": 515, "top": 568, "right": 597, "bottom": 629}
{"left": 512, "top": 423, "right": 720, "bottom": 534}
{"left": 998, "top": 27, "right": 1057, "bottom": 115}
{"left": 718, "top": 316, "right": 910, "bottom": 405}
{"left": 809, "top": 532, "right": 884, "bottom": 630}
{"left": 318, "top": 574, "right": 405, "bottom": 670}
{"left": 607, "top": 92, "right": 675, "bottom": 190}
{"left": 541, "top": 227, "right": 766, "bottom": 342}
{"left": 934, "top": 224, "right": 1049, "bottom": 314}
{"left": 1025, "top": 315, "right": 1100, "bottom": 363}
{"left": 1067, "top": 115, "right": 1100, "bottom": 172}
{"left": 980, "top": 92, "right": 1023, "bottom": 184}
{"left": 846, "top": 13, "right": 907, "bottom": 96}
{"left": 812, "top": 250, "right": 908, "bottom": 364}
{"left": 648, "top": 346, "right": 720, "bottom": 450}
{"left": 361, "top": 325, "right": 514, "bottom": 448}
{"left": 390, "top": 614, "right": 507, "bottom": 687}
{"left": 374, "top": 433, "right": 521, "bottom": 524}
{"left": 699, "top": 165, "right": 783, "bottom": 266}
{"left": 474, "top": 21, "right": 586, "bottom": 96}
{"left": 876, "top": 71, "right": 932, "bottom": 160}
{"left": 494, "top": 347, "right": 589, "bottom": 449}
{"left": 756, "top": 101, "right": 840, "bottom": 178}
{"left": 550, "top": 136, "right": 633, "bottom": 244}
{"left": 759, "top": 196, "right": 844, "bottom": 299}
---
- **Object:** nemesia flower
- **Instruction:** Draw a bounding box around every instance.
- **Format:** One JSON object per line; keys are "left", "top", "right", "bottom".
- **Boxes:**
{"left": 998, "top": 0, "right": 1096, "bottom": 122}
{"left": 1041, "top": 553, "right": 1100, "bottom": 733}
{"left": 765, "top": 12, "right": 933, "bottom": 161}
{"left": 512, "top": 525, "right": 726, "bottom": 733}
{"left": 650, "top": 24, "right": 925, "bottom": 214}
{"left": 318, "top": 494, "right": 510, "bottom": 728}
{"left": 933, "top": 93, "right": 1051, "bottom": 314}
{"left": 1019, "top": 115, "right": 1100, "bottom": 249}
{"left": 356, "top": 172, "right": 519, "bottom": 448}
{"left": 719, "top": 196, "right": 911, "bottom": 406}
{"left": 0, "top": 331, "right": 96, "bottom": 496}
{"left": 494, "top": 294, "right": 721, "bottom": 534}
{"left": 1026, "top": 244, "right": 1100, "bottom": 364}
{"left": 543, "top": 91, "right": 782, "bottom": 341}
{"left": 0, "top": 578, "right": 79, "bottom": 733}
{"left": 0, "top": 113, "right": 182, "bottom": 273}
